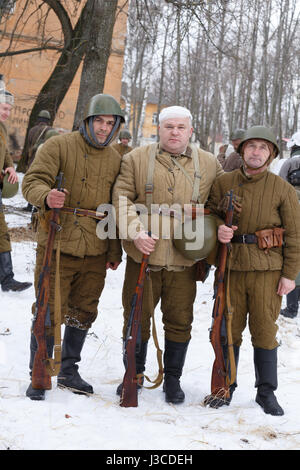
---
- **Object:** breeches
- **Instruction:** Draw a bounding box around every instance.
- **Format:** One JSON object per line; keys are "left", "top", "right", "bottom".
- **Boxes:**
{"left": 227, "top": 270, "right": 282, "bottom": 349}
{"left": 32, "top": 246, "right": 107, "bottom": 335}
{"left": 0, "top": 210, "right": 11, "bottom": 253}
{"left": 122, "top": 256, "right": 197, "bottom": 343}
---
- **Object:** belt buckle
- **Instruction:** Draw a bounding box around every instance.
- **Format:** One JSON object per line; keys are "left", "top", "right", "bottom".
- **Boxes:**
{"left": 242, "top": 234, "right": 246, "bottom": 243}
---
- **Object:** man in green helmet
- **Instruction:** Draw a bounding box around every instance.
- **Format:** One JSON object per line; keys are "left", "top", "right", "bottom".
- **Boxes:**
{"left": 22, "top": 109, "right": 53, "bottom": 212}
{"left": 0, "top": 87, "right": 32, "bottom": 292}
{"left": 22, "top": 93, "right": 125, "bottom": 401}
{"left": 217, "top": 128, "right": 245, "bottom": 172}
{"left": 113, "top": 105, "right": 223, "bottom": 404}
{"left": 206, "top": 125, "right": 300, "bottom": 416}
{"left": 111, "top": 129, "right": 133, "bottom": 157}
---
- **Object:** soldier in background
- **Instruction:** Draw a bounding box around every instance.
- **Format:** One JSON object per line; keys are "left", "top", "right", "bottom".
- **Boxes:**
{"left": 217, "top": 128, "right": 245, "bottom": 172}
{"left": 111, "top": 129, "right": 133, "bottom": 157}
{"left": 22, "top": 110, "right": 53, "bottom": 212}
{"left": 279, "top": 130, "right": 300, "bottom": 318}
{"left": 0, "top": 88, "right": 32, "bottom": 292}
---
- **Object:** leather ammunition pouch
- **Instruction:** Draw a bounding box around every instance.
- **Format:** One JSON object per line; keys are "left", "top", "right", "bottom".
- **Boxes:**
{"left": 254, "top": 227, "right": 285, "bottom": 251}
{"left": 232, "top": 227, "right": 285, "bottom": 253}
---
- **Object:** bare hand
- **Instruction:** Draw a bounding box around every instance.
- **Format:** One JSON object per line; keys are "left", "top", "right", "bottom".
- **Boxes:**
{"left": 4, "top": 167, "right": 18, "bottom": 184}
{"left": 277, "top": 277, "right": 296, "bottom": 296}
{"left": 218, "top": 224, "right": 238, "bottom": 243}
{"left": 134, "top": 231, "right": 158, "bottom": 255}
{"left": 106, "top": 261, "right": 121, "bottom": 271}
{"left": 46, "top": 188, "right": 68, "bottom": 208}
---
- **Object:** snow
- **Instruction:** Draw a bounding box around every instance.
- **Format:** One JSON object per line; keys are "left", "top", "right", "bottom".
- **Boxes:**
{"left": 1, "top": 166, "right": 300, "bottom": 452}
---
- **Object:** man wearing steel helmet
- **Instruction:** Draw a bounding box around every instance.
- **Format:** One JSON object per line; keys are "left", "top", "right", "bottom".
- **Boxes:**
{"left": 113, "top": 105, "right": 223, "bottom": 404}
{"left": 206, "top": 125, "right": 300, "bottom": 416}
{"left": 111, "top": 129, "right": 133, "bottom": 157}
{"left": 22, "top": 94, "right": 125, "bottom": 401}
{"left": 0, "top": 87, "right": 32, "bottom": 292}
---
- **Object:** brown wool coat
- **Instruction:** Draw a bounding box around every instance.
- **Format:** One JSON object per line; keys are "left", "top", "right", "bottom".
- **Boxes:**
{"left": 22, "top": 131, "right": 122, "bottom": 261}
{"left": 112, "top": 143, "right": 224, "bottom": 268}
{"left": 206, "top": 167, "right": 300, "bottom": 280}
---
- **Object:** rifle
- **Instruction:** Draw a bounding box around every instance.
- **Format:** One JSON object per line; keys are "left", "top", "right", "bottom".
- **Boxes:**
{"left": 204, "top": 189, "right": 235, "bottom": 406}
{"left": 120, "top": 252, "right": 150, "bottom": 407}
{"left": 31, "top": 172, "right": 64, "bottom": 390}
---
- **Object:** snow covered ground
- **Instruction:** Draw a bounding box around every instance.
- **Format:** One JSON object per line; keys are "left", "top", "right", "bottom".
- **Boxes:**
{"left": 1, "top": 163, "right": 300, "bottom": 452}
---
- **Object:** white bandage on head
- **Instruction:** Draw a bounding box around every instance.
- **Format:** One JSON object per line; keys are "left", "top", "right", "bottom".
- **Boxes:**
{"left": 159, "top": 106, "right": 192, "bottom": 124}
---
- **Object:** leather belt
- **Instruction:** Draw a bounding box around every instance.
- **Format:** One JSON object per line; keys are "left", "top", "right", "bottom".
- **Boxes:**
{"left": 231, "top": 234, "right": 257, "bottom": 244}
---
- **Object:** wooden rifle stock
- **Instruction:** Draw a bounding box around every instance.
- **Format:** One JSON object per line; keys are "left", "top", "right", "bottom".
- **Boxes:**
{"left": 207, "top": 190, "right": 234, "bottom": 401}
{"left": 120, "top": 253, "right": 149, "bottom": 407}
{"left": 31, "top": 172, "right": 64, "bottom": 390}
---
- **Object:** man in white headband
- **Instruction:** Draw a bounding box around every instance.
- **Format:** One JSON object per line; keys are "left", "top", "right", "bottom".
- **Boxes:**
{"left": 113, "top": 104, "right": 223, "bottom": 405}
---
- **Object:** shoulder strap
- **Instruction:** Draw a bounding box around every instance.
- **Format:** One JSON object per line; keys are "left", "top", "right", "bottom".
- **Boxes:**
{"left": 171, "top": 144, "right": 201, "bottom": 204}
{"left": 145, "top": 143, "right": 159, "bottom": 210}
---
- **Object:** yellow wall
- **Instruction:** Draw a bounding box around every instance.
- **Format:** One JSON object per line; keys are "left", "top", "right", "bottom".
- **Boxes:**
{"left": 0, "top": 1, "right": 128, "bottom": 147}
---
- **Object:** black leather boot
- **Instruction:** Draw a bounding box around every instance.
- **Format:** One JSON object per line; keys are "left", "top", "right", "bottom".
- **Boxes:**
{"left": 0, "top": 251, "right": 32, "bottom": 292}
{"left": 205, "top": 345, "right": 240, "bottom": 408}
{"left": 280, "top": 287, "right": 300, "bottom": 318}
{"left": 254, "top": 347, "right": 284, "bottom": 416}
{"left": 57, "top": 326, "right": 93, "bottom": 395}
{"left": 163, "top": 339, "right": 189, "bottom": 404}
{"left": 26, "top": 333, "right": 54, "bottom": 401}
{"left": 116, "top": 341, "right": 148, "bottom": 396}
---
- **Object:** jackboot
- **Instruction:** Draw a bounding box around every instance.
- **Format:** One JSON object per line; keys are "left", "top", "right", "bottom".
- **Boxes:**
{"left": 280, "top": 287, "right": 300, "bottom": 318}
{"left": 0, "top": 251, "right": 32, "bottom": 292}
{"left": 163, "top": 339, "right": 189, "bottom": 404}
{"left": 205, "top": 345, "right": 240, "bottom": 408}
{"left": 25, "top": 333, "right": 54, "bottom": 401}
{"left": 57, "top": 326, "right": 93, "bottom": 395}
{"left": 254, "top": 347, "right": 284, "bottom": 416}
{"left": 116, "top": 341, "right": 148, "bottom": 396}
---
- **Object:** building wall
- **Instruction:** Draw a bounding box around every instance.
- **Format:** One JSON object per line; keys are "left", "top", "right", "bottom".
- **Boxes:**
{"left": 0, "top": 0, "right": 128, "bottom": 149}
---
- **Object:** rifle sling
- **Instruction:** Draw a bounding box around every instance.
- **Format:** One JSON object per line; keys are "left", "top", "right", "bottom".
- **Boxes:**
{"left": 225, "top": 249, "right": 236, "bottom": 387}
{"left": 142, "top": 273, "right": 164, "bottom": 389}
{"left": 45, "top": 228, "right": 62, "bottom": 376}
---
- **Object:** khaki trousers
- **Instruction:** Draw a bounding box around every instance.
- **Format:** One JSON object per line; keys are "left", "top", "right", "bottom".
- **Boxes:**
{"left": 227, "top": 270, "right": 282, "bottom": 349}
{"left": 122, "top": 256, "right": 197, "bottom": 343}
{"left": 33, "top": 246, "right": 107, "bottom": 335}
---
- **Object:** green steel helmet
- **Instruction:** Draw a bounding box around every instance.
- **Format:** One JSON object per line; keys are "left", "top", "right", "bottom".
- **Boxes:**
{"left": 119, "top": 129, "right": 131, "bottom": 140}
{"left": 173, "top": 214, "right": 217, "bottom": 261}
{"left": 38, "top": 110, "right": 51, "bottom": 120}
{"left": 230, "top": 128, "right": 245, "bottom": 140}
{"left": 237, "top": 125, "right": 279, "bottom": 157}
{"left": 1, "top": 172, "right": 19, "bottom": 199}
{"left": 84, "top": 94, "right": 125, "bottom": 122}
{"left": 44, "top": 129, "right": 59, "bottom": 141}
